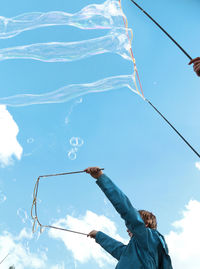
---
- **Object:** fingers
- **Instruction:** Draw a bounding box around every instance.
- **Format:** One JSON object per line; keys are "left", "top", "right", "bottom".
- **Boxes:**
{"left": 87, "top": 231, "right": 92, "bottom": 237}
{"left": 194, "top": 63, "right": 200, "bottom": 72}
{"left": 84, "top": 167, "right": 92, "bottom": 173}
{"left": 84, "top": 167, "right": 93, "bottom": 174}
{"left": 84, "top": 168, "right": 89, "bottom": 173}
{"left": 188, "top": 57, "right": 200, "bottom": 65}
{"left": 193, "top": 63, "right": 200, "bottom": 76}
{"left": 85, "top": 167, "right": 103, "bottom": 179}
{"left": 188, "top": 57, "right": 200, "bottom": 76}
{"left": 87, "top": 231, "right": 93, "bottom": 238}
{"left": 87, "top": 230, "right": 97, "bottom": 238}
{"left": 85, "top": 167, "right": 100, "bottom": 173}
{"left": 84, "top": 167, "right": 101, "bottom": 175}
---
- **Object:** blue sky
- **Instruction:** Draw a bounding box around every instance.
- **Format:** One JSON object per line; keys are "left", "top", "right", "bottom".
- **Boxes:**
{"left": 0, "top": 0, "right": 200, "bottom": 268}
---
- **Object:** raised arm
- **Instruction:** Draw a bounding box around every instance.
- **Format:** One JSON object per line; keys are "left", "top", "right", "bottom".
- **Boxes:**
{"left": 85, "top": 167, "right": 148, "bottom": 249}
{"left": 88, "top": 230, "right": 126, "bottom": 260}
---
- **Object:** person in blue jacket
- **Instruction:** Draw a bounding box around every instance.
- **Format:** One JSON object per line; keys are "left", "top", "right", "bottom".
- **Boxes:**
{"left": 85, "top": 167, "right": 173, "bottom": 269}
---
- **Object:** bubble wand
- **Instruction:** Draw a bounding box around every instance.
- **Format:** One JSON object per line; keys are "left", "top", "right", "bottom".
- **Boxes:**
{"left": 31, "top": 169, "right": 104, "bottom": 236}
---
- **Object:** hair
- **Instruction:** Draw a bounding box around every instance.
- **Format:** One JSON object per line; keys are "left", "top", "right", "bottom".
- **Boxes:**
{"left": 138, "top": 210, "right": 157, "bottom": 229}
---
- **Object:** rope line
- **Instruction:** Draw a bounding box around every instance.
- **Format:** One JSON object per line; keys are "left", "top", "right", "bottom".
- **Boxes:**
{"left": 129, "top": 0, "right": 192, "bottom": 60}
{"left": 119, "top": 0, "right": 144, "bottom": 98}
{"left": 146, "top": 99, "right": 200, "bottom": 158}
{"left": 31, "top": 169, "right": 104, "bottom": 236}
{"left": 119, "top": 0, "right": 199, "bottom": 157}
{"left": 0, "top": 253, "right": 10, "bottom": 265}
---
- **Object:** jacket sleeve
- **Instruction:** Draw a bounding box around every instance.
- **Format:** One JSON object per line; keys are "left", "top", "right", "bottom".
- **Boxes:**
{"left": 95, "top": 231, "right": 126, "bottom": 260}
{"left": 96, "top": 174, "right": 148, "bottom": 250}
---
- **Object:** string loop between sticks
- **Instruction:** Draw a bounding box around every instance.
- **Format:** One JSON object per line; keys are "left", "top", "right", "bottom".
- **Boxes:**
{"left": 31, "top": 168, "right": 104, "bottom": 236}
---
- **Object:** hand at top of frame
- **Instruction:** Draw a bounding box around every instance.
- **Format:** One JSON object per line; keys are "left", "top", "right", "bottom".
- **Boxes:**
{"left": 189, "top": 57, "right": 200, "bottom": 77}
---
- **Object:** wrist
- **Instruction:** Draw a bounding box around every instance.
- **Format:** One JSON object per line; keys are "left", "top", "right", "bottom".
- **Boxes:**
{"left": 96, "top": 172, "right": 103, "bottom": 180}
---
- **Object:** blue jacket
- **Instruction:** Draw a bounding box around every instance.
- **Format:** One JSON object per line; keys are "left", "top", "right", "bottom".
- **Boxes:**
{"left": 95, "top": 174, "right": 173, "bottom": 269}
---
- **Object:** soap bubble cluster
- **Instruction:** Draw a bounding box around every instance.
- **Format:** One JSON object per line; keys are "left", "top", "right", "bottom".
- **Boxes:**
{"left": 68, "top": 137, "right": 84, "bottom": 160}
{"left": 70, "top": 137, "right": 84, "bottom": 147}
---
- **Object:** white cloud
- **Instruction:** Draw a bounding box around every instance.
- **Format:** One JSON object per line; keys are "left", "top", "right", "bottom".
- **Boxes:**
{"left": 0, "top": 228, "right": 46, "bottom": 269}
{"left": 165, "top": 200, "right": 200, "bottom": 269}
{"left": 48, "top": 203, "right": 200, "bottom": 269}
{"left": 15, "top": 228, "right": 33, "bottom": 241}
{"left": 195, "top": 162, "right": 200, "bottom": 170}
{"left": 50, "top": 262, "right": 65, "bottom": 269}
{"left": 48, "top": 210, "right": 127, "bottom": 267}
{"left": 0, "top": 105, "right": 23, "bottom": 167}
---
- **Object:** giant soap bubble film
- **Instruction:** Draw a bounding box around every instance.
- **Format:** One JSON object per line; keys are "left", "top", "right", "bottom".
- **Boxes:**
{"left": 0, "top": 0, "right": 200, "bottom": 268}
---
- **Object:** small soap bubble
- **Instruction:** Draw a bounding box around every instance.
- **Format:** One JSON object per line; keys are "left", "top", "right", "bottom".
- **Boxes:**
{"left": 69, "top": 137, "right": 84, "bottom": 147}
{"left": 17, "top": 208, "right": 28, "bottom": 223}
{"left": 57, "top": 208, "right": 61, "bottom": 214}
{"left": 76, "top": 98, "right": 83, "bottom": 104}
{"left": 0, "top": 191, "right": 6, "bottom": 204}
{"left": 40, "top": 226, "right": 45, "bottom": 234}
{"left": 27, "top": 137, "right": 34, "bottom": 144}
{"left": 37, "top": 198, "right": 42, "bottom": 204}
{"left": 65, "top": 117, "right": 70, "bottom": 125}
{"left": 195, "top": 162, "right": 200, "bottom": 170}
{"left": 68, "top": 149, "right": 77, "bottom": 160}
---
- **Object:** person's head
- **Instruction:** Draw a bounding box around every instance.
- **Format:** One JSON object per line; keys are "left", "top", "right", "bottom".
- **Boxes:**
{"left": 126, "top": 210, "right": 157, "bottom": 238}
{"left": 138, "top": 210, "right": 157, "bottom": 229}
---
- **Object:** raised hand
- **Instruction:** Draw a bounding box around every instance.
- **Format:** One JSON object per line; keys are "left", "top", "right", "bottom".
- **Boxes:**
{"left": 87, "top": 230, "right": 98, "bottom": 239}
{"left": 189, "top": 57, "right": 200, "bottom": 77}
{"left": 84, "top": 167, "right": 103, "bottom": 179}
